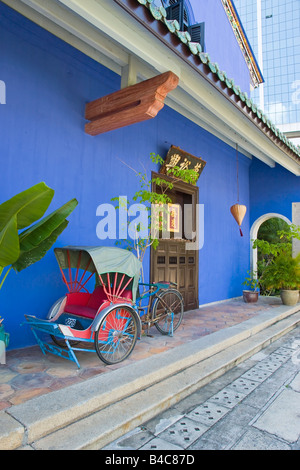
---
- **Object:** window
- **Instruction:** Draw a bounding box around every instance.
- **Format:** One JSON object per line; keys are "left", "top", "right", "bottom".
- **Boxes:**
{"left": 166, "top": 0, "right": 205, "bottom": 51}
{"left": 167, "top": 0, "right": 189, "bottom": 29}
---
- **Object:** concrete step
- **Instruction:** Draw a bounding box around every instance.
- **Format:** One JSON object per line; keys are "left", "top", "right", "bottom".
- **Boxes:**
{"left": 1, "top": 303, "right": 300, "bottom": 450}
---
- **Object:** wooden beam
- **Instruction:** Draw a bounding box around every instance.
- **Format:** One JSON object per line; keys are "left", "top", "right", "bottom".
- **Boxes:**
{"left": 85, "top": 71, "right": 179, "bottom": 135}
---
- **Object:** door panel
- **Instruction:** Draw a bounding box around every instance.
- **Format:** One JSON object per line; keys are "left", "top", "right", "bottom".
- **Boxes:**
{"left": 152, "top": 240, "right": 198, "bottom": 311}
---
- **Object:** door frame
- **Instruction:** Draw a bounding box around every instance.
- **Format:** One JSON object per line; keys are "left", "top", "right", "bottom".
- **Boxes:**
{"left": 150, "top": 171, "right": 199, "bottom": 308}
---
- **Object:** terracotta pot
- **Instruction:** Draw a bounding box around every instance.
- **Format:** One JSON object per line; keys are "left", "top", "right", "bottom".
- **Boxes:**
{"left": 280, "top": 290, "right": 299, "bottom": 306}
{"left": 243, "top": 290, "right": 259, "bottom": 303}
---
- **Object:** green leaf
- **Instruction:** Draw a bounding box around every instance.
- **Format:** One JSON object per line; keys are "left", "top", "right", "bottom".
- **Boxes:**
{"left": 12, "top": 220, "right": 69, "bottom": 272}
{"left": 0, "top": 183, "right": 54, "bottom": 269}
{"left": 0, "top": 182, "right": 54, "bottom": 231}
{"left": 17, "top": 198, "right": 78, "bottom": 253}
{"left": 152, "top": 238, "right": 159, "bottom": 250}
{"left": 0, "top": 215, "right": 19, "bottom": 268}
{"left": 12, "top": 198, "right": 78, "bottom": 272}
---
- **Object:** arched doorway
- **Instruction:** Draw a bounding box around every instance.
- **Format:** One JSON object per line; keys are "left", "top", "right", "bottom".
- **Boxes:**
{"left": 250, "top": 213, "right": 292, "bottom": 275}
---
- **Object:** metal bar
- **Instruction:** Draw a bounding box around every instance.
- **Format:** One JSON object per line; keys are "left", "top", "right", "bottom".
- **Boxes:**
{"left": 107, "top": 273, "right": 112, "bottom": 297}
{"left": 58, "top": 264, "right": 71, "bottom": 292}
{"left": 115, "top": 273, "right": 125, "bottom": 297}
{"left": 113, "top": 272, "right": 118, "bottom": 297}
{"left": 79, "top": 270, "right": 95, "bottom": 291}
{"left": 117, "top": 276, "right": 133, "bottom": 298}
{"left": 99, "top": 274, "right": 110, "bottom": 298}
{"left": 74, "top": 250, "right": 82, "bottom": 292}
{"left": 76, "top": 258, "right": 92, "bottom": 292}
{"left": 67, "top": 250, "right": 73, "bottom": 291}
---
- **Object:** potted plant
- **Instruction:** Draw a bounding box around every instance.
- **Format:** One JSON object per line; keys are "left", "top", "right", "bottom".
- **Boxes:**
{"left": 260, "top": 253, "right": 300, "bottom": 306}
{"left": 242, "top": 270, "right": 260, "bottom": 303}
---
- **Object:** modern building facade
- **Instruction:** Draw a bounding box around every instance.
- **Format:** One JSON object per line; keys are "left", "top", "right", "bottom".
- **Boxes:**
{"left": 234, "top": 0, "right": 300, "bottom": 146}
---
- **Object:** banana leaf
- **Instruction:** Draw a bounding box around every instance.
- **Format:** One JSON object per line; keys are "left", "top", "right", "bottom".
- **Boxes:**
{"left": 0, "top": 182, "right": 54, "bottom": 230}
{"left": 12, "top": 198, "right": 78, "bottom": 272}
{"left": 17, "top": 198, "right": 78, "bottom": 252}
{"left": 13, "top": 220, "right": 69, "bottom": 272}
{"left": 0, "top": 215, "right": 19, "bottom": 268}
{"left": 0, "top": 183, "right": 54, "bottom": 269}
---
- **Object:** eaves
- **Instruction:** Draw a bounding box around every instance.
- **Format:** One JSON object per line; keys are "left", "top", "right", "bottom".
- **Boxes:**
{"left": 3, "top": 0, "right": 300, "bottom": 175}
{"left": 116, "top": 0, "right": 300, "bottom": 172}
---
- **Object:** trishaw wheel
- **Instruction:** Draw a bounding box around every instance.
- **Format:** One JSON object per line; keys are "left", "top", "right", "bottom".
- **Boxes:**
{"left": 94, "top": 306, "right": 138, "bottom": 365}
{"left": 153, "top": 289, "right": 184, "bottom": 335}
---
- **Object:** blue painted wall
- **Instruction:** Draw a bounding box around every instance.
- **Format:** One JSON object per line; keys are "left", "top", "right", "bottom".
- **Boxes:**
{"left": 250, "top": 159, "right": 300, "bottom": 226}
{"left": 0, "top": 3, "right": 251, "bottom": 350}
{"left": 161, "top": 0, "right": 251, "bottom": 93}
{"left": 190, "top": 0, "right": 251, "bottom": 94}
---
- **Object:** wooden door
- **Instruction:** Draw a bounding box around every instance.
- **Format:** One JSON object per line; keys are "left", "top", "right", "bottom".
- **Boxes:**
{"left": 150, "top": 174, "right": 199, "bottom": 311}
{"left": 152, "top": 240, "right": 198, "bottom": 311}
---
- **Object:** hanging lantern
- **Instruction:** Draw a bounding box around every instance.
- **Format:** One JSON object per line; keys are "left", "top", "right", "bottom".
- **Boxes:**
{"left": 230, "top": 203, "right": 246, "bottom": 237}
{"left": 231, "top": 144, "right": 247, "bottom": 237}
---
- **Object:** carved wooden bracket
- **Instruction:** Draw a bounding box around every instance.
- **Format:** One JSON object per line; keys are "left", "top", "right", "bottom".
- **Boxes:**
{"left": 85, "top": 71, "right": 179, "bottom": 135}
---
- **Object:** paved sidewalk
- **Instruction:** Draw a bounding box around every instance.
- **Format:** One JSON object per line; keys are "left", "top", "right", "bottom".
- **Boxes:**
{"left": 104, "top": 325, "right": 300, "bottom": 451}
{"left": 0, "top": 296, "right": 282, "bottom": 411}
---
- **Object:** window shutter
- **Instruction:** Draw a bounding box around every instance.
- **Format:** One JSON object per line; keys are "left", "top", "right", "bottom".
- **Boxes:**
{"left": 166, "top": 1, "right": 205, "bottom": 50}
{"left": 188, "top": 22, "right": 205, "bottom": 51}
{"left": 166, "top": 0, "right": 185, "bottom": 29}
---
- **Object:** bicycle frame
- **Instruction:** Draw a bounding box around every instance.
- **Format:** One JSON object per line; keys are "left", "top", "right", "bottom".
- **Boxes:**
{"left": 136, "top": 282, "right": 178, "bottom": 333}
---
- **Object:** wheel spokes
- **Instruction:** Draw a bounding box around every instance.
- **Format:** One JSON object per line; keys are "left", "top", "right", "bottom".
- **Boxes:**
{"left": 95, "top": 307, "right": 138, "bottom": 364}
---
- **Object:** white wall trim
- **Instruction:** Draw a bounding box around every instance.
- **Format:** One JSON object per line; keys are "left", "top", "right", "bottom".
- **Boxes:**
{"left": 292, "top": 203, "right": 300, "bottom": 256}
{"left": 250, "top": 213, "right": 292, "bottom": 275}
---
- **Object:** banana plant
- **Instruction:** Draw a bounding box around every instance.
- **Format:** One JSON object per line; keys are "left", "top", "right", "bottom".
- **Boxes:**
{"left": 0, "top": 182, "right": 78, "bottom": 290}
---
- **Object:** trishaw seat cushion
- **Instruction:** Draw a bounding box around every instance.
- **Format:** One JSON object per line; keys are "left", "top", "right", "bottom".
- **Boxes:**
{"left": 64, "top": 286, "right": 107, "bottom": 319}
{"left": 63, "top": 286, "right": 133, "bottom": 319}
{"left": 65, "top": 292, "right": 91, "bottom": 306}
{"left": 87, "top": 286, "right": 108, "bottom": 309}
{"left": 64, "top": 304, "right": 98, "bottom": 319}
{"left": 121, "top": 290, "right": 133, "bottom": 300}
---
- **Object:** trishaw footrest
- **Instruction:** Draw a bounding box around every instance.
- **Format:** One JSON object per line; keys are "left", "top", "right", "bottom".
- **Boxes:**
{"left": 23, "top": 315, "right": 81, "bottom": 368}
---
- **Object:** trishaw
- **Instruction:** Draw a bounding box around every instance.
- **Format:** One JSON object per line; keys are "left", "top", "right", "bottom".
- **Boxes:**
{"left": 23, "top": 246, "right": 184, "bottom": 368}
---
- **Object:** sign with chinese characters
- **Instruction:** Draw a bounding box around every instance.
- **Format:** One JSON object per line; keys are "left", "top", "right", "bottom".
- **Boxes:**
{"left": 159, "top": 146, "right": 206, "bottom": 182}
